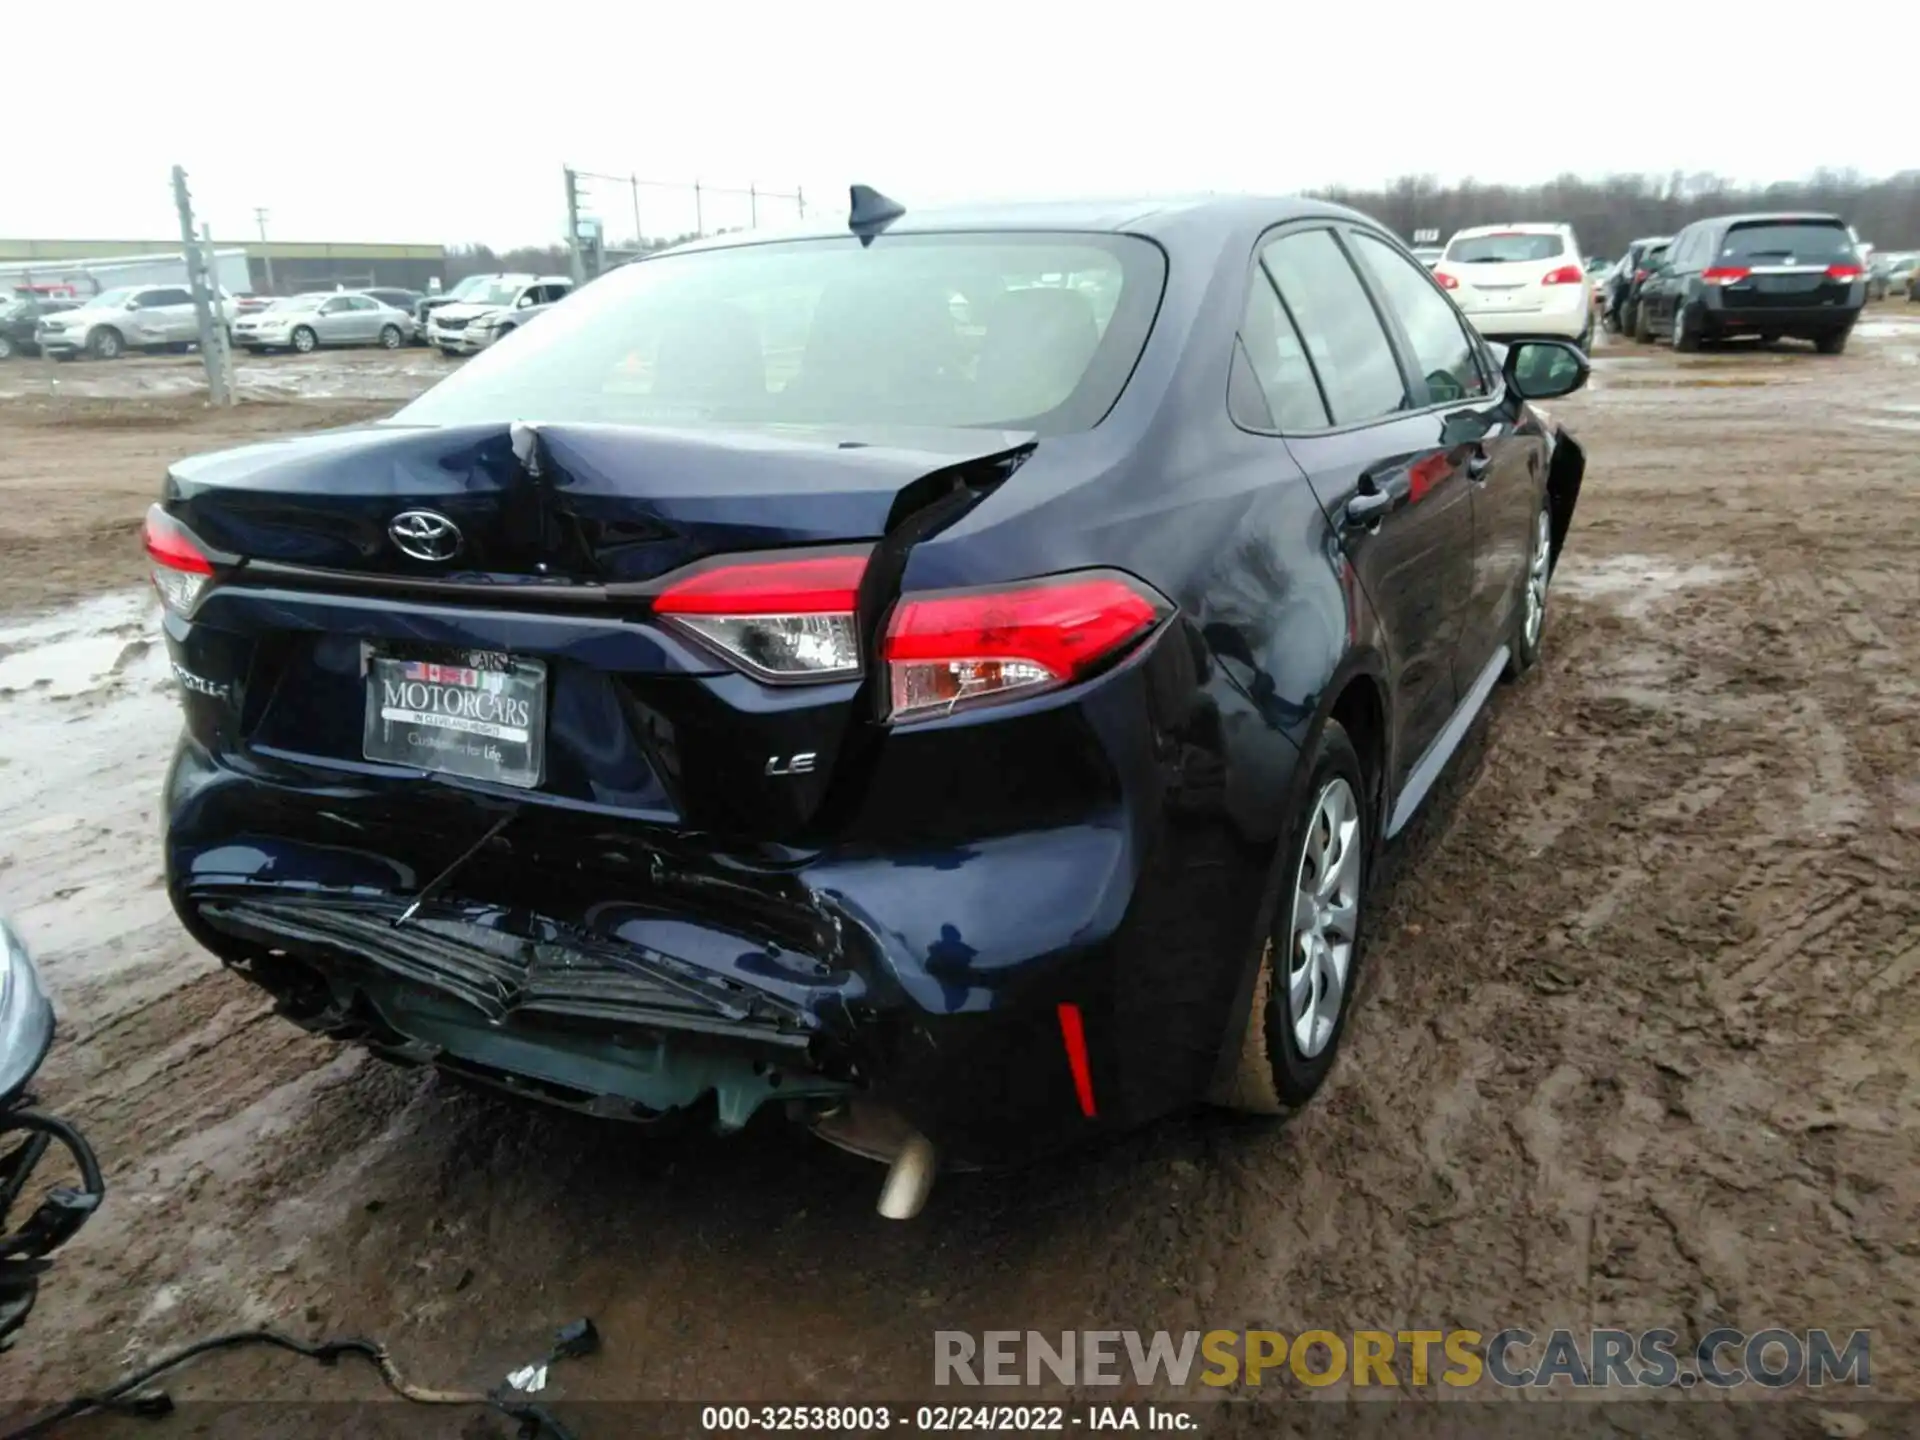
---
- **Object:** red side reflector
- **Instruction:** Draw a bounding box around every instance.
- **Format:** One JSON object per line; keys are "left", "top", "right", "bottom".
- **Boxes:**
{"left": 653, "top": 551, "right": 868, "bottom": 616}
{"left": 1541, "top": 265, "right": 1584, "bottom": 286}
{"left": 1434, "top": 270, "right": 1459, "bottom": 290}
{"left": 143, "top": 505, "right": 212, "bottom": 575}
{"left": 1056, "top": 1003, "right": 1097, "bottom": 1118}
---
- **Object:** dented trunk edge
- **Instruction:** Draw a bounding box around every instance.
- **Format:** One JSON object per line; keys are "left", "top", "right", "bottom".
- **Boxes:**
{"left": 1546, "top": 424, "right": 1584, "bottom": 569}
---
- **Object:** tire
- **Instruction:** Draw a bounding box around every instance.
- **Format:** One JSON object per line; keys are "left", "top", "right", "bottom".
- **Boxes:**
{"left": 438, "top": 346, "right": 460, "bottom": 358}
{"left": 291, "top": 326, "right": 318, "bottom": 354}
{"left": 0, "top": 335, "right": 14, "bottom": 360}
{"left": 88, "top": 326, "right": 124, "bottom": 360}
{"left": 1759, "top": 333, "right": 1779, "bottom": 346}
{"left": 378, "top": 324, "right": 403, "bottom": 350}
{"left": 1815, "top": 330, "right": 1849, "bottom": 356}
{"left": 1210, "top": 719, "right": 1370, "bottom": 1114}
{"left": 1631, "top": 301, "right": 1652, "bottom": 343}
{"left": 1504, "top": 497, "right": 1553, "bottom": 681}
{"left": 1671, "top": 301, "right": 1700, "bottom": 353}
{"left": 495, "top": 323, "right": 516, "bottom": 339}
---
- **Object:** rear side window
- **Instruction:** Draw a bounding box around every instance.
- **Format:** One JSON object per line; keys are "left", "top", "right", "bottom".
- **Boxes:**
{"left": 1446, "top": 232, "right": 1566, "bottom": 263}
{"left": 1349, "top": 233, "right": 1487, "bottom": 405}
{"left": 396, "top": 233, "right": 1167, "bottom": 437}
{"left": 1233, "top": 273, "right": 1329, "bottom": 431}
{"left": 1258, "top": 230, "right": 1407, "bottom": 426}
{"left": 139, "top": 288, "right": 191, "bottom": 307}
{"left": 1720, "top": 222, "right": 1854, "bottom": 265}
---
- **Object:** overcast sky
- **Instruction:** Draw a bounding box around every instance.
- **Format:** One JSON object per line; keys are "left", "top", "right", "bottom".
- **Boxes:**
{"left": 4, "top": 1, "right": 1909, "bottom": 248}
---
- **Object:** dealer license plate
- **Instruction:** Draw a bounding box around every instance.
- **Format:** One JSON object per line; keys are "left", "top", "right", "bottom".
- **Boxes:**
{"left": 363, "top": 649, "right": 547, "bottom": 789}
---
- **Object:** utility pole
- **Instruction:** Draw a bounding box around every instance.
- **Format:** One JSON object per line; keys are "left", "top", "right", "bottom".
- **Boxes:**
{"left": 630, "top": 174, "right": 642, "bottom": 254}
{"left": 563, "top": 165, "right": 585, "bottom": 285}
{"left": 171, "top": 166, "right": 232, "bottom": 407}
{"left": 694, "top": 181, "right": 704, "bottom": 237}
{"left": 201, "top": 223, "right": 237, "bottom": 403}
{"left": 254, "top": 207, "right": 275, "bottom": 294}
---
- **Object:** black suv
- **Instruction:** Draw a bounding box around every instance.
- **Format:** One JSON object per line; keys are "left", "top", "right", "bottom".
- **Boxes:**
{"left": 1634, "top": 213, "right": 1865, "bottom": 353}
{"left": 1601, "top": 235, "right": 1669, "bottom": 333}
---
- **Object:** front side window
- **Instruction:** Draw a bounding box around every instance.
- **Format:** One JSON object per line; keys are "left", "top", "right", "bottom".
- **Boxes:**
{"left": 1258, "top": 230, "right": 1407, "bottom": 426}
{"left": 396, "top": 233, "right": 1167, "bottom": 436}
{"left": 1349, "top": 233, "right": 1486, "bottom": 405}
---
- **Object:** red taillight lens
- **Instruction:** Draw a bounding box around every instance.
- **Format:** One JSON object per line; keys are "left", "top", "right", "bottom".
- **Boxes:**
{"left": 143, "top": 504, "right": 213, "bottom": 614}
{"left": 653, "top": 549, "right": 869, "bottom": 682}
{"left": 883, "top": 570, "right": 1169, "bottom": 723}
{"left": 1542, "top": 265, "right": 1584, "bottom": 286}
{"left": 1633, "top": 268, "right": 1648, "bottom": 283}
{"left": 1702, "top": 267, "right": 1751, "bottom": 286}
{"left": 1825, "top": 263, "right": 1863, "bottom": 282}
{"left": 1434, "top": 270, "right": 1459, "bottom": 290}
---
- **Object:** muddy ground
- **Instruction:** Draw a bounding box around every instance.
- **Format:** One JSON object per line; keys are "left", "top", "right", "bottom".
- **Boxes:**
{"left": 0, "top": 313, "right": 1916, "bottom": 1424}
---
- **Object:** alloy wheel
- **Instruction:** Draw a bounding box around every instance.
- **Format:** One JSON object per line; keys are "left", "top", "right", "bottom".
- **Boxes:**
{"left": 1524, "top": 508, "right": 1551, "bottom": 650}
{"left": 1287, "top": 776, "right": 1362, "bottom": 1059}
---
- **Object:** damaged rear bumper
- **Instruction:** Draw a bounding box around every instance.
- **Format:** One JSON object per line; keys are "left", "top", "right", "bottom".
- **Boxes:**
{"left": 163, "top": 729, "right": 1231, "bottom": 1168}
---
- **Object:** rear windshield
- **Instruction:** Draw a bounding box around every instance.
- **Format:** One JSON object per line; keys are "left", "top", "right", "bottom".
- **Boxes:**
{"left": 395, "top": 233, "right": 1166, "bottom": 437}
{"left": 1446, "top": 232, "right": 1566, "bottom": 263}
{"left": 1719, "top": 222, "right": 1854, "bottom": 265}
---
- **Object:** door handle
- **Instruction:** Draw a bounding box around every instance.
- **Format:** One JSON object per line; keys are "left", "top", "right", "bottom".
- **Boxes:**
{"left": 1466, "top": 447, "right": 1493, "bottom": 482}
{"left": 1344, "top": 489, "right": 1392, "bottom": 528}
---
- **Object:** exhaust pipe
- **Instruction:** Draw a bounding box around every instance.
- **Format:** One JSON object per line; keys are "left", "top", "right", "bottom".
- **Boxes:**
{"left": 806, "top": 1099, "right": 941, "bottom": 1220}
{"left": 875, "top": 1131, "right": 938, "bottom": 1221}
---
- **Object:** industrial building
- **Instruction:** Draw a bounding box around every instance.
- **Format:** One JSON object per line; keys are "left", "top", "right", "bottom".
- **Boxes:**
{"left": 0, "top": 238, "right": 447, "bottom": 297}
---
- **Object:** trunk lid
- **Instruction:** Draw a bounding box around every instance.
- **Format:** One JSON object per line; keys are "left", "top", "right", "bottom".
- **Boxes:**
{"left": 166, "top": 421, "right": 1031, "bottom": 840}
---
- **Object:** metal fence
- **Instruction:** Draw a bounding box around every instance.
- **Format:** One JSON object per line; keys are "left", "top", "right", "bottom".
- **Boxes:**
{"left": 562, "top": 168, "right": 807, "bottom": 278}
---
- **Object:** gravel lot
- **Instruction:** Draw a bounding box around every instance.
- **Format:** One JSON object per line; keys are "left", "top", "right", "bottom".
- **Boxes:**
{"left": 1, "top": 314, "right": 1916, "bottom": 1419}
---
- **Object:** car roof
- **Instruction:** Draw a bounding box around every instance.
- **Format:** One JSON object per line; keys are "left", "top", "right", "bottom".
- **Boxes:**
{"left": 665, "top": 194, "right": 1378, "bottom": 255}
{"left": 1448, "top": 222, "right": 1572, "bottom": 238}
{"left": 1694, "top": 212, "right": 1846, "bottom": 228}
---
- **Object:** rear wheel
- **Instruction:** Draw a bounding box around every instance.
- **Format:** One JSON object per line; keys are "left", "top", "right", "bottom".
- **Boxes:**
{"left": 291, "top": 326, "right": 318, "bottom": 354}
{"left": 1631, "top": 301, "right": 1652, "bottom": 343}
{"left": 1671, "top": 301, "right": 1700, "bottom": 353}
{"left": 1815, "top": 330, "right": 1849, "bottom": 355}
{"left": 1211, "top": 720, "right": 1369, "bottom": 1114}
{"left": 378, "top": 324, "right": 403, "bottom": 349}
{"left": 0, "top": 335, "right": 14, "bottom": 360}
{"left": 1505, "top": 498, "right": 1553, "bottom": 680}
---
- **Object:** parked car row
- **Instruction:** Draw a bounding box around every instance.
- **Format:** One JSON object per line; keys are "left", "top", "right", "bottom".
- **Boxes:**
{"left": 1866, "top": 250, "right": 1918, "bottom": 302}
{"left": 5, "top": 276, "right": 579, "bottom": 362}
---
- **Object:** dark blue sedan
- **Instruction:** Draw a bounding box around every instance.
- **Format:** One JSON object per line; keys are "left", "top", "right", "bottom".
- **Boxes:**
{"left": 147, "top": 191, "right": 1588, "bottom": 1216}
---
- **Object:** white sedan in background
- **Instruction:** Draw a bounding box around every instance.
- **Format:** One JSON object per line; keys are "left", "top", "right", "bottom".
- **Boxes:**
{"left": 1433, "top": 223, "right": 1593, "bottom": 348}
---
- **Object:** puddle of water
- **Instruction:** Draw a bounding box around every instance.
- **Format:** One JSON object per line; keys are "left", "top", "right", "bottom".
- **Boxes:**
{"left": 1855, "top": 317, "right": 1920, "bottom": 339}
{"left": 1555, "top": 553, "right": 1744, "bottom": 620}
{"left": 0, "top": 589, "right": 187, "bottom": 986}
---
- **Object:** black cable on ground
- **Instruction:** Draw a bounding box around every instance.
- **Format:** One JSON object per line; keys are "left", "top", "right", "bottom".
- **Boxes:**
{"left": 1, "top": 1326, "right": 581, "bottom": 1440}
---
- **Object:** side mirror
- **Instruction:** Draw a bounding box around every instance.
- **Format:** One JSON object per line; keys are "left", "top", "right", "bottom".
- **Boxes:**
{"left": 124, "top": 300, "right": 140, "bottom": 311}
{"left": 1505, "top": 340, "right": 1589, "bottom": 401}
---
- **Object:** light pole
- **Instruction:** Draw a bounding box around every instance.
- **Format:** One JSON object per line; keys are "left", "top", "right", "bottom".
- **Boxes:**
{"left": 254, "top": 207, "right": 275, "bottom": 294}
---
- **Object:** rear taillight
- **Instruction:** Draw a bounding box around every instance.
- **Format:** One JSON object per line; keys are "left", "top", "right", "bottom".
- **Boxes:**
{"left": 1434, "top": 271, "right": 1459, "bottom": 290}
{"left": 143, "top": 505, "right": 212, "bottom": 615}
{"left": 882, "top": 570, "right": 1170, "bottom": 723}
{"left": 653, "top": 549, "right": 869, "bottom": 683}
{"left": 1825, "top": 263, "right": 1863, "bottom": 282}
{"left": 1541, "top": 265, "right": 1584, "bottom": 286}
{"left": 1633, "top": 268, "right": 1649, "bottom": 283}
{"left": 1702, "top": 267, "right": 1751, "bottom": 286}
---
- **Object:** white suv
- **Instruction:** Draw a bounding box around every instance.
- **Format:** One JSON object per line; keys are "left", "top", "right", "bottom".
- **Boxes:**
{"left": 1433, "top": 224, "right": 1592, "bottom": 348}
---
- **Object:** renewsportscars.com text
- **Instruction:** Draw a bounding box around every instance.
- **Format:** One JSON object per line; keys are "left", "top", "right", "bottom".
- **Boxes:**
{"left": 934, "top": 1328, "right": 1871, "bottom": 1390}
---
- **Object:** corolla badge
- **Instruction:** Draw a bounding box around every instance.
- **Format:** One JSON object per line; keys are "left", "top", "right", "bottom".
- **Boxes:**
{"left": 388, "top": 510, "right": 463, "bottom": 562}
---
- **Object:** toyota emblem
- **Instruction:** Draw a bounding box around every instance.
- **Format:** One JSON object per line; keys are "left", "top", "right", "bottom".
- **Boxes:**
{"left": 388, "top": 510, "right": 463, "bottom": 563}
